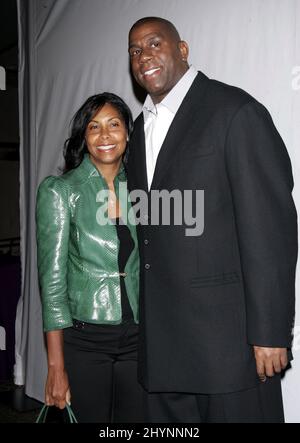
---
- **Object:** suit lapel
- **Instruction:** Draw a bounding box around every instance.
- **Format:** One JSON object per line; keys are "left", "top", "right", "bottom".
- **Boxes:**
{"left": 129, "top": 114, "right": 148, "bottom": 193}
{"left": 151, "top": 72, "right": 209, "bottom": 190}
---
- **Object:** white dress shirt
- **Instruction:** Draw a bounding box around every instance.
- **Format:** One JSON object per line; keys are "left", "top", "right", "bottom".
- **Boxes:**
{"left": 143, "top": 65, "right": 198, "bottom": 190}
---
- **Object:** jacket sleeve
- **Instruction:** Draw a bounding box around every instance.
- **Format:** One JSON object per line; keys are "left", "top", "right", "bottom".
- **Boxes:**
{"left": 225, "top": 100, "right": 298, "bottom": 348}
{"left": 36, "top": 176, "right": 73, "bottom": 332}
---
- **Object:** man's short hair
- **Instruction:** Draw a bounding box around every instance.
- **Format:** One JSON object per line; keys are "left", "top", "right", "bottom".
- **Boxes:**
{"left": 129, "top": 17, "right": 181, "bottom": 41}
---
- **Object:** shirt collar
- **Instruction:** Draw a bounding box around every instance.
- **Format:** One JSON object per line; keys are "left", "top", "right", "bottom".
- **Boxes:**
{"left": 143, "top": 65, "right": 198, "bottom": 117}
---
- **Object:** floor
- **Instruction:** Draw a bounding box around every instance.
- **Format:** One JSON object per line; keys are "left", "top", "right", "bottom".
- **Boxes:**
{"left": 0, "top": 380, "right": 64, "bottom": 423}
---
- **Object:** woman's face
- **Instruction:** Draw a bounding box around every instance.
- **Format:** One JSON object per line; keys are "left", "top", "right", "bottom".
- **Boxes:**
{"left": 85, "top": 103, "right": 127, "bottom": 170}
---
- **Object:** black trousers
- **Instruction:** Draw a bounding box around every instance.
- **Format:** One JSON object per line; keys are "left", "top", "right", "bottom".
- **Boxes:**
{"left": 63, "top": 320, "right": 145, "bottom": 423}
{"left": 145, "top": 375, "right": 284, "bottom": 423}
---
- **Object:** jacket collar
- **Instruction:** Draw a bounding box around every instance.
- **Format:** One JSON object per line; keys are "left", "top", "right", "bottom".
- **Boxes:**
{"left": 143, "top": 65, "right": 198, "bottom": 117}
{"left": 131, "top": 71, "right": 209, "bottom": 192}
{"left": 79, "top": 153, "right": 126, "bottom": 182}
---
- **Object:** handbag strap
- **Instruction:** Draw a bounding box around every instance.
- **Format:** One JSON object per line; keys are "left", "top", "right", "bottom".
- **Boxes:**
{"left": 36, "top": 404, "right": 78, "bottom": 423}
{"left": 36, "top": 404, "right": 49, "bottom": 423}
{"left": 66, "top": 404, "right": 78, "bottom": 423}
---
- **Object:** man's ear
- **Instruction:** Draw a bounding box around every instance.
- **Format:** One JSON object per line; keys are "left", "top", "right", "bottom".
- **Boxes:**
{"left": 178, "top": 40, "right": 189, "bottom": 62}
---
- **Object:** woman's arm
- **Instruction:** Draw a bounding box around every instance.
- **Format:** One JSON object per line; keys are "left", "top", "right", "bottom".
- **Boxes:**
{"left": 45, "top": 330, "right": 71, "bottom": 409}
{"left": 36, "top": 177, "right": 73, "bottom": 406}
{"left": 36, "top": 177, "right": 73, "bottom": 331}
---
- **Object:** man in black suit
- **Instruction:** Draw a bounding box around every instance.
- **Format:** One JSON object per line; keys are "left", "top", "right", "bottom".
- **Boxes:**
{"left": 127, "top": 17, "right": 297, "bottom": 423}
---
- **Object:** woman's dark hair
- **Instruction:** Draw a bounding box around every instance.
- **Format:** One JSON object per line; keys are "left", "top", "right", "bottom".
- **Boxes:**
{"left": 63, "top": 92, "right": 133, "bottom": 172}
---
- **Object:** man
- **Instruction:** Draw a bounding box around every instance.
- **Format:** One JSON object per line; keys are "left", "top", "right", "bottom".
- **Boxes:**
{"left": 127, "top": 17, "right": 297, "bottom": 423}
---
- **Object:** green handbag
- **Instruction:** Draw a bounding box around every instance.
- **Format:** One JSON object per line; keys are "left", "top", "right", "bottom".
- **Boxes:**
{"left": 36, "top": 404, "right": 78, "bottom": 423}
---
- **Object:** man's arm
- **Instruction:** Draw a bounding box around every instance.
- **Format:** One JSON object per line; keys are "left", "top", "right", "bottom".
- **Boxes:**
{"left": 225, "top": 100, "right": 298, "bottom": 377}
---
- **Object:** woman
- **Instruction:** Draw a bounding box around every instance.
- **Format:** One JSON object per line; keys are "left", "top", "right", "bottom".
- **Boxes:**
{"left": 36, "top": 93, "right": 144, "bottom": 423}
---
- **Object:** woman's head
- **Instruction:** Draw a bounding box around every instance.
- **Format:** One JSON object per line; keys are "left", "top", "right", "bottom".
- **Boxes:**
{"left": 64, "top": 93, "right": 133, "bottom": 172}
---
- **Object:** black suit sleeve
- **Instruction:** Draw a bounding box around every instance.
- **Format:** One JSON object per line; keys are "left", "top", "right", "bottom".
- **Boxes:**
{"left": 225, "top": 100, "right": 298, "bottom": 348}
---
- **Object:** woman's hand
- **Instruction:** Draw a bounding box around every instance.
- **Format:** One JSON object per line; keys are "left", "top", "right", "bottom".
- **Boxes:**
{"left": 45, "top": 366, "right": 71, "bottom": 410}
{"left": 45, "top": 330, "right": 70, "bottom": 409}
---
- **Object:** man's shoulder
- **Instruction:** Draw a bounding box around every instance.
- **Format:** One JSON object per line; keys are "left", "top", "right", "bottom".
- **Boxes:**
{"left": 132, "top": 72, "right": 259, "bottom": 126}
{"left": 195, "top": 72, "right": 255, "bottom": 111}
{"left": 211, "top": 78, "right": 253, "bottom": 101}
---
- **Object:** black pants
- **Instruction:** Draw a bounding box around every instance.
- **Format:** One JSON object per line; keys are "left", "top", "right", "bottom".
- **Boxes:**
{"left": 145, "top": 375, "right": 284, "bottom": 423}
{"left": 63, "top": 320, "right": 145, "bottom": 423}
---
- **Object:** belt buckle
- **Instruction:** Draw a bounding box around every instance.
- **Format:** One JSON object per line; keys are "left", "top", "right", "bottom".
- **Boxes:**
{"left": 73, "top": 319, "right": 85, "bottom": 330}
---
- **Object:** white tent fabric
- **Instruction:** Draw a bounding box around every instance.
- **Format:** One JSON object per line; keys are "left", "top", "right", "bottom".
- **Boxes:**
{"left": 16, "top": 0, "right": 300, "bottom": 422}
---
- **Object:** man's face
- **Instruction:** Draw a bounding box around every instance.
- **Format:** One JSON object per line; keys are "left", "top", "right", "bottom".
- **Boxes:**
{"left": 129, "top": 21, "right": 189, "bottom": 103}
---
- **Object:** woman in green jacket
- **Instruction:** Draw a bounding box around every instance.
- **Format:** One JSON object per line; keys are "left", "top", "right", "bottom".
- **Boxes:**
{"left": 36, "top": 93, "right": 144, "bottom": 422}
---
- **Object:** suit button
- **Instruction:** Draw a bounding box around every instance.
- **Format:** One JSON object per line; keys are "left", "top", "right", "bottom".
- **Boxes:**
{"left": 144, "top": 239, "right": 149, "bottom": 245}
{"left": 145, "top": 264, "right": 151, "bottom": 270}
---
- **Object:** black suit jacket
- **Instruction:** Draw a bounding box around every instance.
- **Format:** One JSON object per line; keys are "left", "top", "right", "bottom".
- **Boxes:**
{"left": 127, "top": 72, "right": 298, "bottom": 394}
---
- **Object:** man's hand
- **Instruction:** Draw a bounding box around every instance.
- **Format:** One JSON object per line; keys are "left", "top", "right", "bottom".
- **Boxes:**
{"left": 253, "top": 346, "right": 288, "bottom": 382}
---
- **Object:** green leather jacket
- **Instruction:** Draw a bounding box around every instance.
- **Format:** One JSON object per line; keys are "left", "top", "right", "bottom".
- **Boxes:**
{"left": 36, "top": 154, "right": 139, "bottom": 332}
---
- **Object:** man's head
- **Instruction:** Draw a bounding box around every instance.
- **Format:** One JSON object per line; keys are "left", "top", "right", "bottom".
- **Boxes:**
{"left": 128, "top": 17, "right": 189, "bottom": 104}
